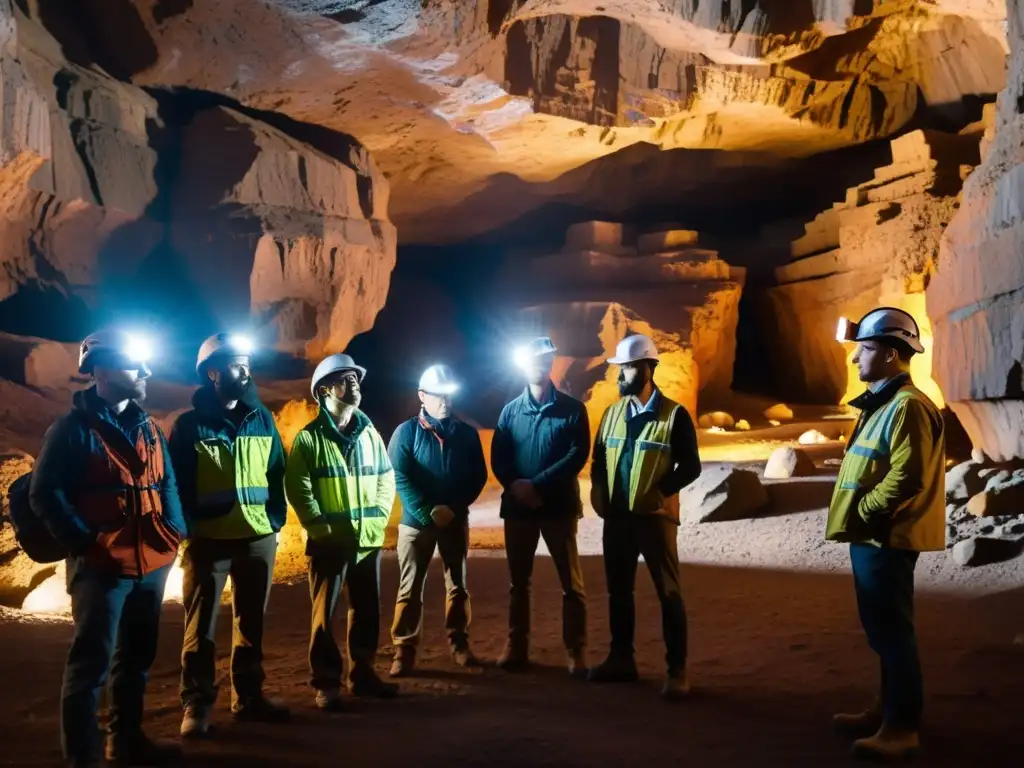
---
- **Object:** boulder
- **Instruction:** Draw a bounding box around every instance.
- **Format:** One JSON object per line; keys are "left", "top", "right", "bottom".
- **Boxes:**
{"left": 798, "top": 430, "right": 831, "bottom": 445}
{"left": 682, "top": 464, "right": 769, "bottom": 523}
{"left": 0, "top": 452, "right": 57, "bottom": 607}
{"left": 965, "top": 474, "right": 1024, "bottom": 518}
{"left": 763, "top": 404, "right": 794, "bottom": 421}
{"left": 698, "top": 411, "right": 735, "bottom": 429}
{"left": 0, "top": 334, "right": 78, "bottom": 389}
{"left": 735, "top": 419, "right": 751, "bottom": 431}
{"left": 564, "top": 221, "right": 631, "bottom": 254}
{"left": 945, "top": 459, "right": 986, "bottom": 503}
{"left": 764, "top": 447, "right": 817, "bottom": 479}
{"left": 637, "top": 230, "right": 699, "bottom": 254}
{"left": 952, "top": 537, "right": 1024, "bottom": 567}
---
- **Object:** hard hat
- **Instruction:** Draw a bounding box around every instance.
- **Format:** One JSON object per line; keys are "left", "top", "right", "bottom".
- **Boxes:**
{"left": 196, "top": 333, "right": 256, "bottom": 376}
{"left": 310, "top": 353, "right": 367, "bottom": 399}
{"left": 79, "top": 329, "right": 154, "bottom": 376}
{"left": 607, "top": 333, "right": 660, "bottom": 365}
{"left": 836, "top": 307, "right": 924, "bottom": 354}
{"left": 418, "top": 364, "right": 459, "bottom": 396}
{"left": 512, "top": 336, "right": 558, "bottom": 369}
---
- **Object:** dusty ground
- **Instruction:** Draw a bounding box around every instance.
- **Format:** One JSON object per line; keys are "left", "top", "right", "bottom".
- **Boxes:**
{"left": 1, "top": 537, "right": 1023, "bottom": 767}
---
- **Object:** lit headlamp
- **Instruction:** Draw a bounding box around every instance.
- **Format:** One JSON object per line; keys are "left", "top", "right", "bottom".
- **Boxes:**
{"left": 229, "top": 335, "right": 255, "bottom": 355}
{"left": 836, "top": 317, "right": 859, "bottom": 343}
{"left": 123, "top": 333, "right": 154, "bottom": 364}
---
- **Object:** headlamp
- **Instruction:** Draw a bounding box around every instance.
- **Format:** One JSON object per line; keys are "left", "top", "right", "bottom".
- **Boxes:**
{"left": 229, "top": 335, "right": 255, "bottom": 355}
{"left": 836, "top": 317, "right": 859, "bottom": 343}
{"left": 427, "top": 382, "right": 460, "bottom": 396}
{"left": 512, "top": 346, "right": 530, "bottom": 371}
{"left": 123, "top": 333, "right": 154, "bottom": 364}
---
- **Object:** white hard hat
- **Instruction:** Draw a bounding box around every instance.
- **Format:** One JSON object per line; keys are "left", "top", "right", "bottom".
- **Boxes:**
{"left": 310, "top": 353, "right": 367, "bottom": 399}
{"left": 512, "top": 336, "right": 558, "bottom": 370}
{"left": 836, "top": 307, "right": 924, "bottom": 354}
{"left": 418, "top": 364, "right": 459, "bottom": 396}
{"left": 607, "top": 334, "right": 660, "bottom": 365}
{"left": 196, "top": 333, "right": 256, "bottom": 376}
{"left": 79, "top": 328, "right": 154, "bottom": 377}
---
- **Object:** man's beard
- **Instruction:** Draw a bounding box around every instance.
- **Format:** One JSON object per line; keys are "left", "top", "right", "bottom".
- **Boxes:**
{"left": 219, "top": 376, "right": 252, "bottom": 402}
{"left": 112, "top": 379, "right": 146, "bottom": 403}
{"left": 618, "top": 375, "right": 644, "bottom": 397}
{"left": 341, "top": 386, "right": 361, "bottom": 408}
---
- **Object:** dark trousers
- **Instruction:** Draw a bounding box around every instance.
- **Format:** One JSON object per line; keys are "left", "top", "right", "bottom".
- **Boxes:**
{"left": 308, "top": 545, "right": 382, "bottom": 691}
{"left": 602, "top": 514, "right": 687, "bottom": 672}
{"left": 392, "top": 522, "right": 471, "bottom": 651}
{"left": 180, "top": 533, "right": 277, "bottom": 710}
{"left": 61, "top": 558, "right": 170, "bottom": 762}
{"left": 504, "top": 516, "right": 587, "bottom": 653}
{"left": 850, "top": 543, "right": 923, "bottom": 730}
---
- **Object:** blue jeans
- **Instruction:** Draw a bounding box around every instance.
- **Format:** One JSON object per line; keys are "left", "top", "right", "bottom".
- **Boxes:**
{"left": 62, "top": 558, "right": 170, "bottom": 762}
{"left": 849, "top": 543, "right": 922, "bottom": 730}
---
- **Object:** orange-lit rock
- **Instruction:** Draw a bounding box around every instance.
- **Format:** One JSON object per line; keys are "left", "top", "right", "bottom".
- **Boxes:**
{"left": 0, "top": 452, "right": 55, "bottom": 607}
{"left": 768, "top": 128, "right": 980, "bottom": 403}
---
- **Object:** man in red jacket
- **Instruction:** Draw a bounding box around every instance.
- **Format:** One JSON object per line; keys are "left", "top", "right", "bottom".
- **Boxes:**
{"left": 29, "top": 329, "right": 186, "bottom": 768}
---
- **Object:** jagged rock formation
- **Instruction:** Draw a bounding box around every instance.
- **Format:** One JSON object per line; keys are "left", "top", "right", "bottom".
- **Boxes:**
{"left": 501, "top": 222, "right": 742, "bottom": 425}
{"left": 766, "top": 127, "right": 982, "bottom": 403}
{"left": 0, "top": 0, "right": 395, "bottom": 355}
{"left": 927, "top": 1, "right": 1024, "bottom": 463}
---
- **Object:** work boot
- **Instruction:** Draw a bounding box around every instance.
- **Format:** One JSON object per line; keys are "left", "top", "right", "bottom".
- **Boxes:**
{"left": 231, "top": 695, "right": 291, "bottom": 723}
{"left": 451, "top": 644, "right": 482, "bottom": 668}
{"left": 661, "top": 668, "right": 691, "bottom": 700}
{"left": 315, "top": 688, "right": 345, "bottom": 712}
{"left": 180, "top": 704, "right": 212, "bottom": 739}
{"left": 851, "top": 724, "right": 921, "bottom": 760}
{"left": 496, "top": 640, "right": 529, "bottom": 672}
{"left": 390, "top": 646, "right": 416, "bottom": 677}
{"left": 833, "top": 699, "right": 884, "bottom": 738}
{"left": 349, "top": 669, "right": 400, "bottom": 699}
{"left": 104, "top": 732, "right": 181, "bottom": 767}
{"left": 567, "top": 649, "right": 588, "bottom": 680}
{"left": 587, "top": 653, "right": 639, "bottom": 683}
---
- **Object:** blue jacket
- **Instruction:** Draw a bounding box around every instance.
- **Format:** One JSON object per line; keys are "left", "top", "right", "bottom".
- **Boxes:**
{"left": 388, "top": 411, "right": 488, "bottom": 530}
{"left": 491, "top": 386, "right": 590, "bottom": 519}
{"left": 28, "top": 387, "right": 186, "bottom": 563}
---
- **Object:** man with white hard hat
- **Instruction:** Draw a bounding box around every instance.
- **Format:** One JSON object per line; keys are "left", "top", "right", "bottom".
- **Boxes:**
{"left": 386, "top": 364, "right": 488, "bottom": 676}
{"left": 169, "top": 332, "right": 290, "bottom": 736}
{"left": 828, "top": 307, "right": 945, "bottom": 760}
{"left": 285, "top": 353, "right": 398, "bottom": 710}
{"left": 492, "top": 336, "right": 591, "bottom": 676}
{"left": 589, "top": 333, "right": 701, "bottom": 700}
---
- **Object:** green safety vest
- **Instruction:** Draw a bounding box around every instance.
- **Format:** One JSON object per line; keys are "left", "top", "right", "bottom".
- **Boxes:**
{"left": 285, "top": 409, "right": 395, "bottom": 556}
{"left": 193, "top": 425, "right": 274, "bottom": 540}
{"left": 598, "top": 394, "right": 681, "bottom": 521}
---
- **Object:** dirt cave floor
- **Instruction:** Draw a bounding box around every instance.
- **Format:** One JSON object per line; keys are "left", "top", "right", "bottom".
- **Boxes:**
{"left": 1, "top": 537, "right": 1023, "bottom": 767}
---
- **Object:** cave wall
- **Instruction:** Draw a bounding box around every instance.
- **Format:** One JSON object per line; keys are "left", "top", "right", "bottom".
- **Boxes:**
{"left": 0, "top": 0, "right": 395, "bottom": 355}
{"left": 927, "top": 0, "right": 1024, "bottom": 462}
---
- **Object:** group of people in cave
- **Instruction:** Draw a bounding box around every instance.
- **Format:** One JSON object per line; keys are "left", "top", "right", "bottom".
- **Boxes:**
{"left": 14, "top": 304, "right": 946, "bottom": 766}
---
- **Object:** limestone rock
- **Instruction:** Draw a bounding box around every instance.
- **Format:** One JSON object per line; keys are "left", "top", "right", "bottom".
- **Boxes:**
{"left": 952, "top": 536, "right": 1023, "bottom": 567}
{"left": 763, "top": 404, "right": 794, "bottom": 421}
{"left": 637, "top": 230, "right": 699, "bottom": 254}
{"left": 0, "top": 452, "right": 56, "bottom": 607}
{"left": 564, "top": 221, "right": 632, "bottom": 255}
{"left": 0, "top": 334, "right": 77, "bottom": 389}
{"left": 764, "top": 447, "right": 817, "bottom": 480}
{"left": 798, "top": 430, "right": 831, "bottom": 446}
{"left": 966, "top": 474, "right": 1024, "bottom": 518}
{"left": 682, "top": 464, "right": 769, "bottom": 523}
{"left": 945, "top": 459, "right": 987, "bottom": 502}
{"left": 735, "top": 419, "right": 751, "bottom": 431}
{"left": 698, "top": 411, "right": 735, "bottom": 430}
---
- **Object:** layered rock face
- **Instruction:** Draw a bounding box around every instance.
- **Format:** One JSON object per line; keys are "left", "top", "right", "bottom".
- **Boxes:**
{"left": 767, "top": 127, "right": 982, "bottom": 403}
{"left": 0, "top": 1, "right": 395, "bottom": 355}
{"left": 501, "top": 221, "right": 743, "bottom": 426}
{"left": 927, "top": 1, "right": 1024, "bottom": 463}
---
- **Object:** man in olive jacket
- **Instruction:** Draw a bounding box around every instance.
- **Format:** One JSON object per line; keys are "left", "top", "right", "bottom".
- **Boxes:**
{"left": 491, "top": 336, "right": 590, "bottom": 676}
{"left": 828, "top": 308, "right": 945, "bottom": 761}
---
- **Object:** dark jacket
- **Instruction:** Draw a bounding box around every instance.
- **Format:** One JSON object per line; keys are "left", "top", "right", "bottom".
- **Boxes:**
{"left": 388, "top": 411, "right": 488, "bottom": 530}
{"left": 168, "top": 384, "right": 287, "bottom": 537}
{"left": 491, "top": 386, "right": 590, "bottom": 519}
{"left": 28, "top": 387, "right": 185, "bottom": 576}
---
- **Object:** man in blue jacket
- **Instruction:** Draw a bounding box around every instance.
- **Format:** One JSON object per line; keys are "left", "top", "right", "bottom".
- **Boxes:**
{"left": 30, "top": 329, "right": 185, "bottom": 768}
{"left": 168, "top": 333, "right": 289, "bottom": 738}
{"left": 387, "top": 365, "right": 488, "bottom": 677}
{"left": 491, "top": 337, "right": 590, "bottom": 676}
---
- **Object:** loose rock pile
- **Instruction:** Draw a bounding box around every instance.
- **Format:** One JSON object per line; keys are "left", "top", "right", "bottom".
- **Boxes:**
{"left": 946, "top": 458, "right": 1024, "bottom": 567}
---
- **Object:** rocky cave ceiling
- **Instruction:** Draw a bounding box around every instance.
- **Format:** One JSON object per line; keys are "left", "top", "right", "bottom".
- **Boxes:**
{"left": 18, "top": 0, "right": 1009, "bottom": 244}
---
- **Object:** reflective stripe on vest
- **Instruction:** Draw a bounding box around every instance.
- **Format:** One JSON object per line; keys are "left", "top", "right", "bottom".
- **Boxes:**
{"left": 600, "top": 396, "right": 679, "bottom": 514}
{"left": 194, "top": 434, "right": 273, "bottom": 536}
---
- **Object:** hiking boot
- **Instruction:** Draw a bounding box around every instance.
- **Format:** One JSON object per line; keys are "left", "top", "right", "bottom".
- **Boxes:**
{"left": 496, "top": 641, "right": 529, "bottom": 672}
{"left": 315, "top": 688, "right": 345, "bottom": 712}
{"left": 661, "top": 668, "right": 691, "bottom": 700}
{"left": 104, "top": 732, "right": 181, "bottom": 767}
{"left": 349, "top": 670, "right": 400, "bottom": 699}
{"left": 231, "top": 695, "right": 290, "bottom": 723}
{"left": 833, "top": 701, "right": 884, "bottom": 738}
{"left": 567, "top": 650, "right": 588, "bottom": 680}
{"left": 587, "top": 653, "right": 639, "bottom": 683}
{"left": 180, "top": 704, "right": 212, "bottom": 739}
{"left": 390, "top": 646, "right": 415, "bottom": 677}
{"left": 452, "top": 645, "right": 482, "bottom": 668}
{"left": 851, "top": 724, "right": 921, "bottom": 760}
